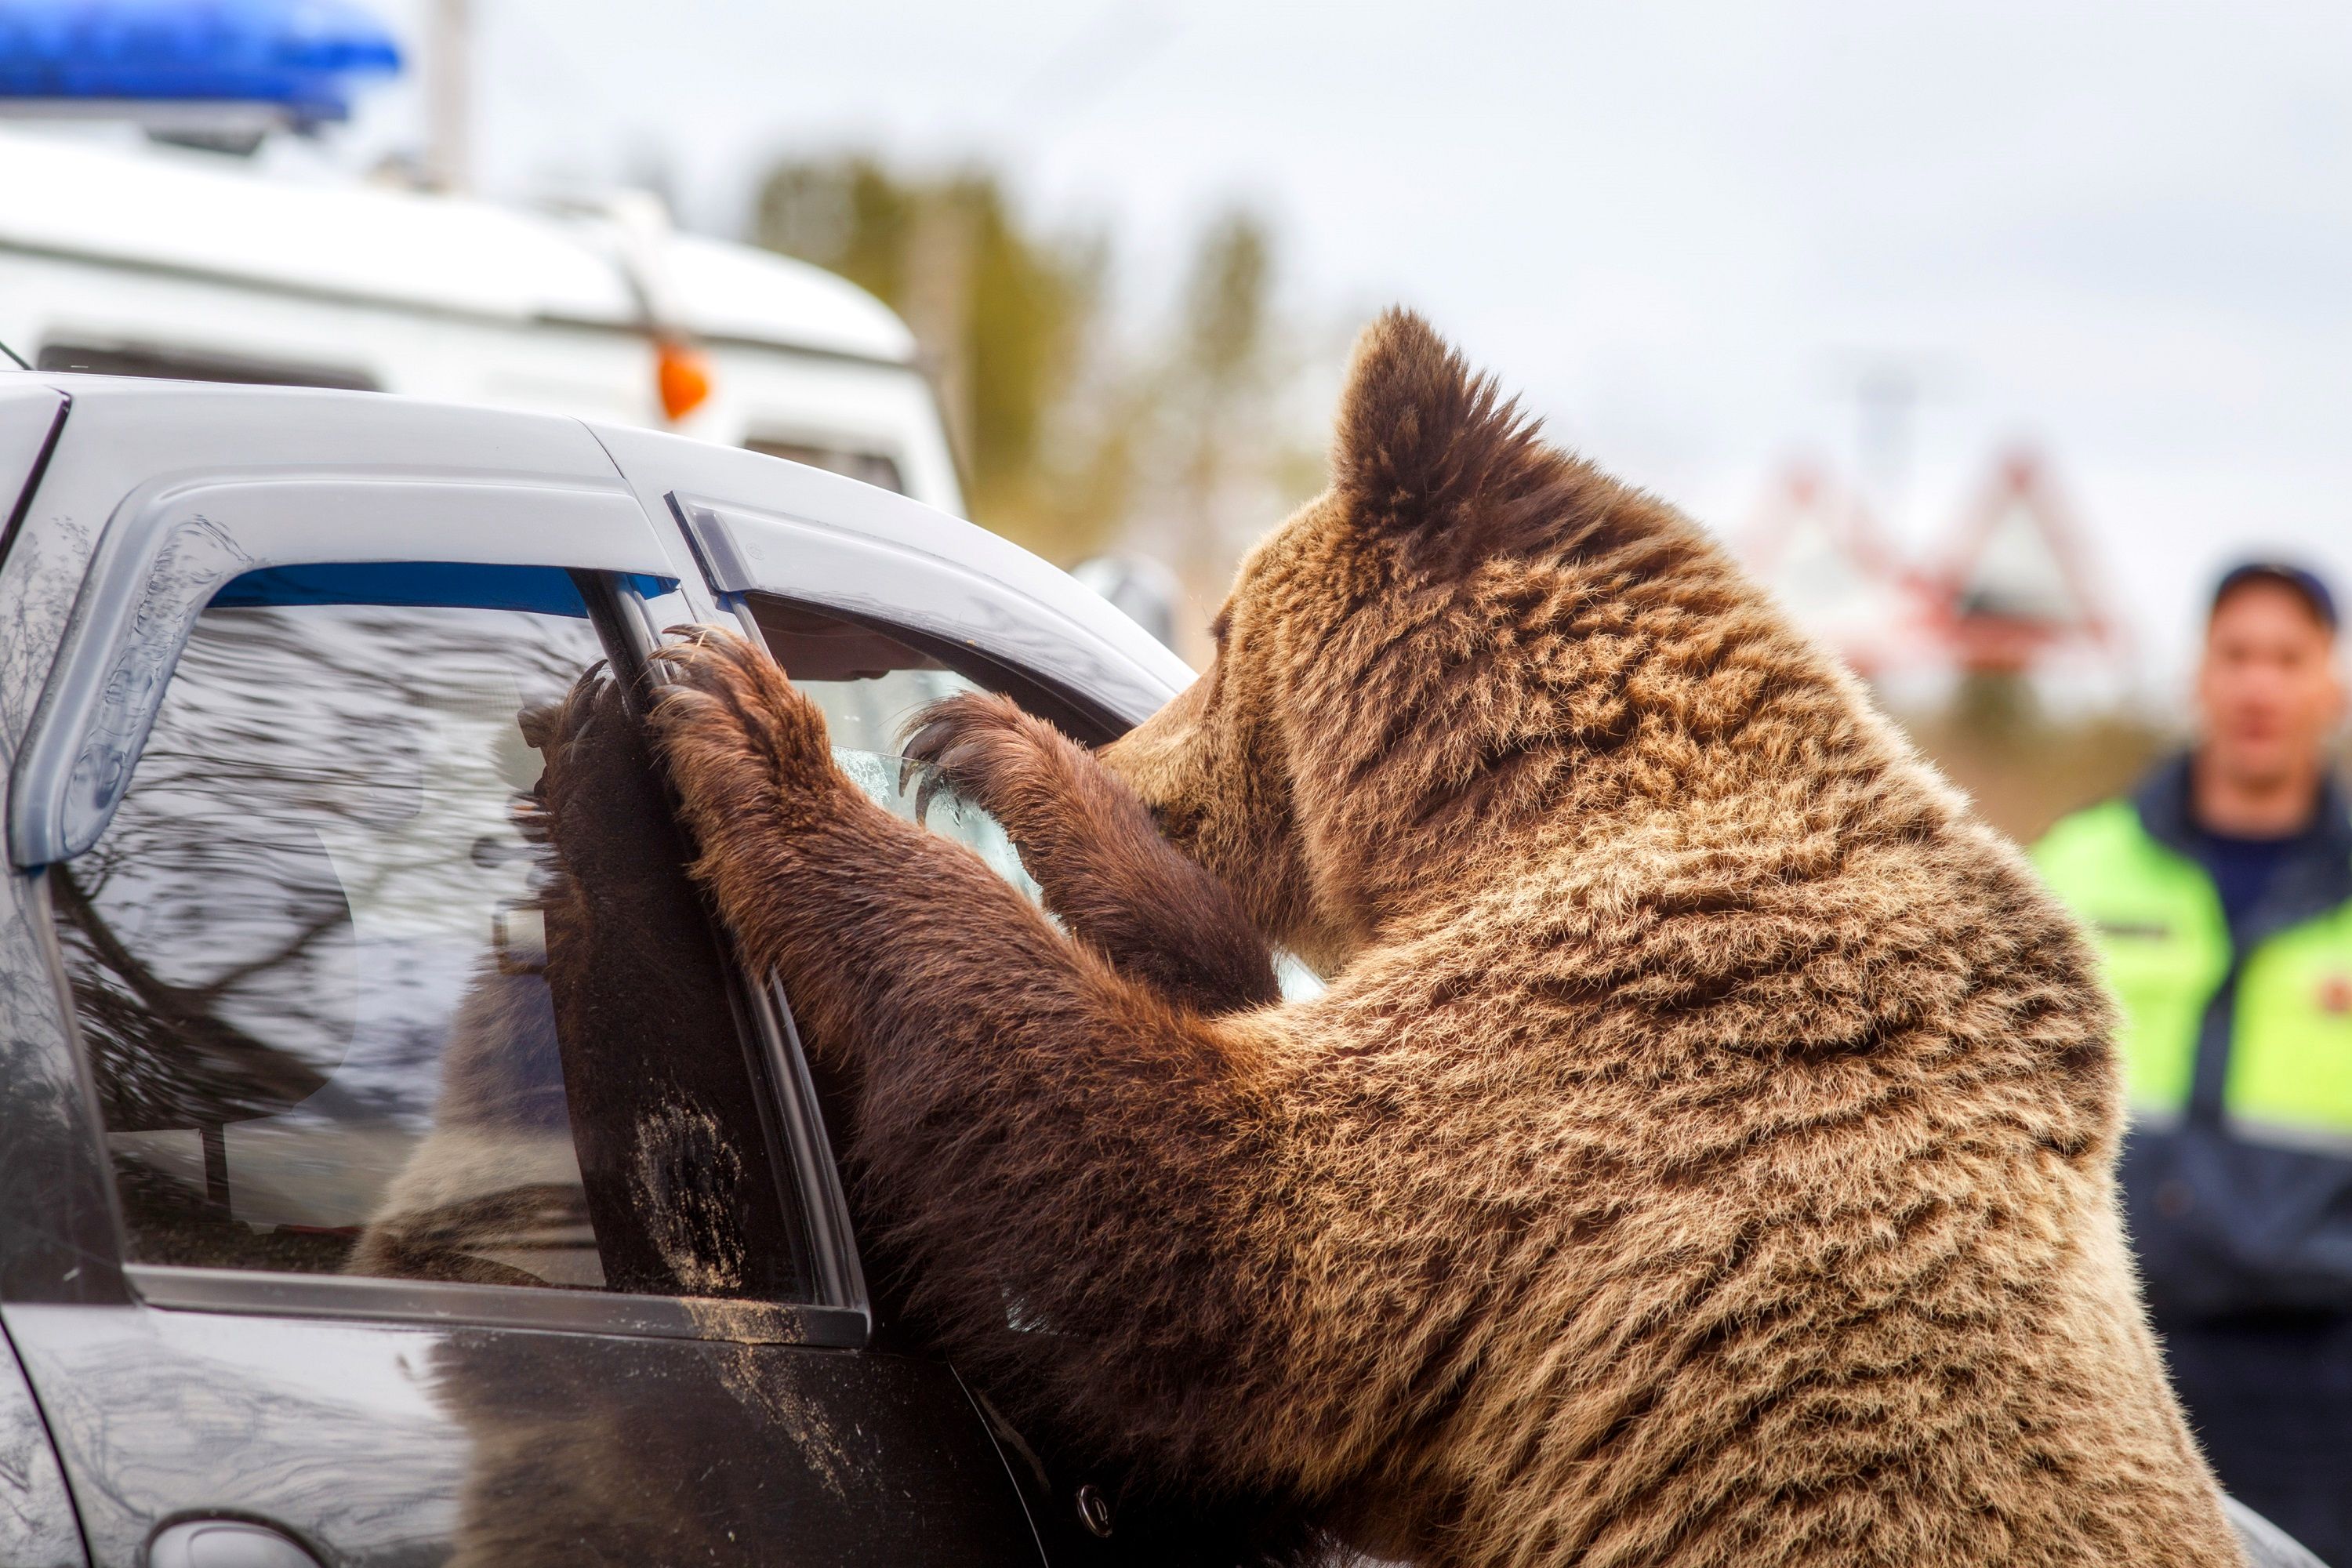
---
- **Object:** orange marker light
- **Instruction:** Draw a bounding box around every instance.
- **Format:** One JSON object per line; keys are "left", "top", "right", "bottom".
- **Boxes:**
{"left": 656, "top": 340, "right": 712, "bottom": 422}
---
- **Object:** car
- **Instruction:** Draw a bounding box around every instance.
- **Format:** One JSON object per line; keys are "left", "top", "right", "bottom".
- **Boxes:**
{"left": 0, "top": 371, "right": 1192, "bottom": 1568}
{"left": 0, "top": 373, "right": 2325, "bottom": 1568}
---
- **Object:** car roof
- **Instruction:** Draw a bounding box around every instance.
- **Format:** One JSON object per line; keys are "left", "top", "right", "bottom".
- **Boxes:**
{"left": 6, "top": 374, "right": 1196, "bottom": 706}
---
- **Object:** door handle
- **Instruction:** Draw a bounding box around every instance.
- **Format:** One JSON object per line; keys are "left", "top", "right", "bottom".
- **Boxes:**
{"left": 147, "top": 1519, "right": 323, "bottom": 1568}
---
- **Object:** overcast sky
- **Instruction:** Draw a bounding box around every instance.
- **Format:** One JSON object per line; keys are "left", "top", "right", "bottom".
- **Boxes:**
{"left": 343, "top": 0, "right": 2352, "bottom": 684}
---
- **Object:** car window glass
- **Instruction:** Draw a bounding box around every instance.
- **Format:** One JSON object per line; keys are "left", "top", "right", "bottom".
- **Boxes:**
{"left": 751, "top": 598, "right": 1041, "bottom": 900}
{"left": 740, "top": 438, "right": 904, "bottom": 495}
{"left": 746, "top": 595, "right": 1327, "bottom": 1001}
{"left": 53, "top": 563, "right": 812, "bottom": 1301}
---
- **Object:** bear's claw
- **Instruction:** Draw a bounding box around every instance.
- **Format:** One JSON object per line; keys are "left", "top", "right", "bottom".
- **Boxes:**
{"left": 898, "top": 689, "right": 1037, "bottom": 827}
{"left": 647, "top": 626, "right": 840, "bottom": 840}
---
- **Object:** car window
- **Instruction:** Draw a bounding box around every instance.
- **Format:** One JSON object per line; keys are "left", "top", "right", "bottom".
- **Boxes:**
{"left": 751, "top": 597, "right": 1045, "bottom": 899}
{"left": 35, "top": 339, "right": 379, "bottom": 392}
{"left": 51, "top": 563, "right": 813, "bottom": 1301}
{"left": 740, "top": 438, "right": 904, "bottom": 495}
{"left": 747, "top": 594, "right": 1327, "bottom": 1001}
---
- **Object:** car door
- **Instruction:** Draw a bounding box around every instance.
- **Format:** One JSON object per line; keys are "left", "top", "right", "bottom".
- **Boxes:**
{"left": 591, "top": 426, "right": 1203, "bottom": 1559}
{"left": 0, "top": 382, "right": 1044, "bottom": 1568}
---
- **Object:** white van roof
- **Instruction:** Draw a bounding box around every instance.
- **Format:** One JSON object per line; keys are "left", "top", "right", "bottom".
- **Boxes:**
{"left": 0, "top": 128, "right": 917, "bottom": 365}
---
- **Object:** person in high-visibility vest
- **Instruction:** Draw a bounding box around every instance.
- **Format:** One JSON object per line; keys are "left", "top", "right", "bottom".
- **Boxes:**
{"left": 2034, "top": 560, "right": 2350, "bottom": 1562}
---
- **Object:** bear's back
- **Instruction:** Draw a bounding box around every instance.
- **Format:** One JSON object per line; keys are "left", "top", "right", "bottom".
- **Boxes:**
{"left": 1247, "top": 717, "right": 2235, "bottom": 1565}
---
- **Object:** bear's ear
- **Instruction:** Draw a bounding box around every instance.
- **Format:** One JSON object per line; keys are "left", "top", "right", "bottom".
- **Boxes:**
{"left": 1330, "top": 307, "right": 1554, "bottom": 543}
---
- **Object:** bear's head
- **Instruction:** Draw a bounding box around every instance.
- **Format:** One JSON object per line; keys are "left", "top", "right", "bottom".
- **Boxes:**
{"left": 1100, "top": 308, "right": 1797, "bottom": 972}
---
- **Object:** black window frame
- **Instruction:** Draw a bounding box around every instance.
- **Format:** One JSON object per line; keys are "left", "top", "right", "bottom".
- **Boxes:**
{"left": 35, "top": 339, "right": 379, "bottom": 394}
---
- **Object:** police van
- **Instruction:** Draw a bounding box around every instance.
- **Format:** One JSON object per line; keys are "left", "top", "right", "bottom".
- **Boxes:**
{"left": 0, "top": 126, "right": 964, "bottom": 510}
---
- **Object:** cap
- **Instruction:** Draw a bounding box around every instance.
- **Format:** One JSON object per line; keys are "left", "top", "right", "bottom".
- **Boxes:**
{"left": 2212, "top": 559, "right": 2339, "bottom": 631}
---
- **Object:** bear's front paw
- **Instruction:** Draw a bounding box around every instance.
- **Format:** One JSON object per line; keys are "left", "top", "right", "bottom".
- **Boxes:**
{"left": 528, "top": 662, "right": 648, "bottom": 866}
{"left": 898, "top": 689, "right": 1054, "bottom": 828}
{"left": 648, "top": 626, "right": 843, "bottom": 844}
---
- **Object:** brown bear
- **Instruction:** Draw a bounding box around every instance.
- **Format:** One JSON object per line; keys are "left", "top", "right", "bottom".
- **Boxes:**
{"left": 648, "top": 309, "right": 2243, "bottom": 1567}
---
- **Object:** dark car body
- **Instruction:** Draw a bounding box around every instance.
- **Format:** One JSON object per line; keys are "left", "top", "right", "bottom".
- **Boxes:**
{"left": 0, "top": 373, "right": 1190, "bottom": 1568}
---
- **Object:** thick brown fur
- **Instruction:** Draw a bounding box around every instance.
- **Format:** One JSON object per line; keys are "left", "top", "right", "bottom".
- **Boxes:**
{"left": 649, "top": 310, "right": 2241, "bottom": 1567}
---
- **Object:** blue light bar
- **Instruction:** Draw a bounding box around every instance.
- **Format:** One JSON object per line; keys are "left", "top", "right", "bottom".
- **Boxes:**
{"left": 0, "top": 0, "right": 401, "bottom": 122}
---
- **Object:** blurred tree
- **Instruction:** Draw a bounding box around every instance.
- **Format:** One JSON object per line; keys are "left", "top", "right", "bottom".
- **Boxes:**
{"left": 754, "top": 156, "right": 1122, "bottom": 561}
{"left": 1124, "top": 209, "right": 1327, "bottom": 641}
{"left": 1159, "top": 211, "right": 1276, "bottom": 579}
{"left": 753, "top": 156, "right": 1326, "bottom": 612}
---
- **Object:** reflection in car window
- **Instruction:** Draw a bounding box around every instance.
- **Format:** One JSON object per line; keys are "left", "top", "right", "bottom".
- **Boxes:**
{"left": 53, "top": 564, "right": 812, "bottom": 1300}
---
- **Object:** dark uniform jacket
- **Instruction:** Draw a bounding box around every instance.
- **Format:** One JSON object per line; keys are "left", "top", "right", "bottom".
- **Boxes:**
{"left": 2035, "top": 757, "right": 2352, "bottom": 1319}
